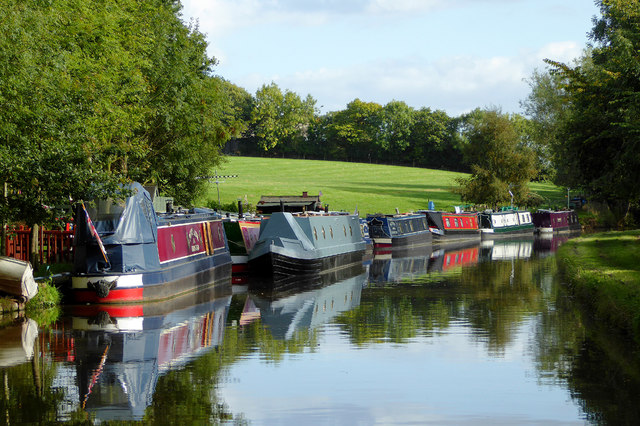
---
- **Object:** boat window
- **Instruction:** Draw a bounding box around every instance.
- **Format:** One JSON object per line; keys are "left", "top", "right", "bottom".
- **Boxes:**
{"left": 349, "top": 225, "right": 353, "bottom": 236}
{"left": 343, "top": 225, "right": 347, "bottom": 236}
{"left": 322, "top": 227, "right": 326, "bottom": 239}
{"left": 454, "top": 218, "right": 459, "bottom": 227}
{"left": 314, "top": 227, "right": 318, "bottom": 240}
{"left": 445, "top": 218, "right": 450, "bottom": 227}
{"left": 330, "top": 226, "right": 334, "bottom": 238}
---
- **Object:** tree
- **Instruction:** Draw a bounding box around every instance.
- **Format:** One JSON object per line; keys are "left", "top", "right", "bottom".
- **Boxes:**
{"left": 379, "top": 101, "right": 415, "bottom": 164}
{"left": 324, "top": 99, "right": 383, "bottom": 162}
{"left": 0, "top": 0, "right": 241, "bottom": 263}
{"left": 250, "top": 83, "right": 316, "bottom": 152}
{"left": 455, "top": 109, "right": 537, "bottom": 207}
{"left": 544, "top": 0, "right": 640, "bottom": 216}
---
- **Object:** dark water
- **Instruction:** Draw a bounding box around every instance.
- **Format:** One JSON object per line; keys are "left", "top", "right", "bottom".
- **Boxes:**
{"left": 2, "top": 234, "right": 640, "bottom": 424}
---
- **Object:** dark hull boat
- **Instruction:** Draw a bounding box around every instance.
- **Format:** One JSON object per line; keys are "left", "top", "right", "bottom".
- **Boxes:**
{"left": 248, "top": 212, "right": 366, "bottom": 278}
{"left": 532, "top": 210, "right": 581, "bottom": 234}
{"left": 478, "top": 210, "right": 534, "bottom": 238}
{"left": 421, "top": 210, "right": 481, "bottom": 242}
{"left": 70, "top": 183, "right": 232, "bottom": 304}
{"left": 366, "top": 213, "right": 432, "bottom": 249}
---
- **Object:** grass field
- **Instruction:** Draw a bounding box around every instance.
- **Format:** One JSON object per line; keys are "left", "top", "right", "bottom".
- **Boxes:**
{"left": 198, "top": 156, "right": 565, "bottom": 215}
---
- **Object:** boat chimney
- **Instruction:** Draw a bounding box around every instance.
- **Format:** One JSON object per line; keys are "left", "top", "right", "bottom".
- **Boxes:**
{"left": 302, "top": 191, "right": 308, "bottom": 197}
{"left": 238, "top": 200, "right": 243, "bottom": 218}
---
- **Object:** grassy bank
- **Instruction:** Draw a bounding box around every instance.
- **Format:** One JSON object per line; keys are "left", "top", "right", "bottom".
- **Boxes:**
{"left": 557, "top": 230, "right": 640, "bottom": 341}
{"left": 201, "top": 157, "right": 564, "bottom": 214}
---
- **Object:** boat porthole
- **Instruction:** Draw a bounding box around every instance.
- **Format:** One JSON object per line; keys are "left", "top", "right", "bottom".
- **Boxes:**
{"left": 322, "top": 227, "right": 326, "bottom": 239}
{"left": 330, "top": 226, "right": 334, "bottom": 238}
{"left": 314, "top": 227, "right": 318, "bottom": 240}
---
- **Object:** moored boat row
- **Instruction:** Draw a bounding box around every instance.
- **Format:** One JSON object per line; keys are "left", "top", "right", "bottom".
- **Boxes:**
{"left": 67, "top": 184, "right": 581, "bottom": 304}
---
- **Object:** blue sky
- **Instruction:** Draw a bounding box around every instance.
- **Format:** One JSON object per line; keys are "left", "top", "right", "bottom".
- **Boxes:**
{"left": 180, "top": 0, "right": 600, "bottom": 116}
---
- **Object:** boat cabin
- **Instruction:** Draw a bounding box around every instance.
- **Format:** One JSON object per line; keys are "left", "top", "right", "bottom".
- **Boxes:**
{"left": 256, "top": 192, "right": 324, "bottom": 214}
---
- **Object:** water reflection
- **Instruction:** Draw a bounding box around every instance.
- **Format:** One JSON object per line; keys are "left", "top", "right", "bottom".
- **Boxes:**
{"left": 5, "top": 233, "right": 640, "bottom": 424}
{"left": 0, "top": 318, "right": 38, "bottom": 368}
{"left": 55, "top": 285, "right": 232, "bottom": 422}
{"left": 247, "top": 265, "right": 367, "bottom": 340}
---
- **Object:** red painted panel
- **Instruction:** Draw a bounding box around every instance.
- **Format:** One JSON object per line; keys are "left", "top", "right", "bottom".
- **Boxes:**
{"left": 73, "top": 288, "right": 144, "bottom": 304}
{"left": 71, "top": 304, "right": 145, "bottom": 317}
{"left": 442, "top": 214, "right": 478, "bottom": 231}
{"left": 158, "top": 223, "right": 207, "bottom": 263}
{"left": 208, "top": 221, "right": 227, "bottom": 250}
{"left": 240, "top": 221, "right": 261, "bottom": 252}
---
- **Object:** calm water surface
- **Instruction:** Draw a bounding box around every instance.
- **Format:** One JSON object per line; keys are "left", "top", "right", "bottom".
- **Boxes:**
{"left": 2, "top": 234, "right": 640, "bottom": 424}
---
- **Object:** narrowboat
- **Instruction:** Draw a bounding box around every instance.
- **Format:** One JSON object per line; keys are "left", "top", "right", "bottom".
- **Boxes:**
{"left": 223, "top": 217, "right": 262, "bottom": 274}
{"left": 366, "top": 213, "right": 432, "bottom": 249}
{"left": 421, "top": 210, "right": 481, "bottom": 242}
{"left": 248, "top": 211, "right": 366, "bottom": 277}
{"left": 532, "top": 210, "right": 580, "bottom": 233}
{"left": 478, "top": 209, "right": 534, "bottom": 238}
{"left": 70, "top": 182, "right": 232, "bottom": 304}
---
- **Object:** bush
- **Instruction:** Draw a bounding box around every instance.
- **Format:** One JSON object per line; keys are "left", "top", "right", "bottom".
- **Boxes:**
{"left": 206, "top": 199, "right": 255, "bottom": 214}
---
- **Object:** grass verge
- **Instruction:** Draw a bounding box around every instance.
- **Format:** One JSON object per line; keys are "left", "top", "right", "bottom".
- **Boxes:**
{"left": 557, "top": 230, "right": 640, "bottom": 342}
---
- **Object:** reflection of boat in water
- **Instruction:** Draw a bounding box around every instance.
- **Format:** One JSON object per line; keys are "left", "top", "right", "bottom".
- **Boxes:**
{"left": 369, "top": 245, "right": 434, "bottom": 283}
{"left": 480, "top": 237, "right": 534, "bottom": 261}
{"left": 247, "top": 267, "right": 367, "bottom": 340}
{"left": 53, "top": 287, "right": 232, "bottom": 421}
{"left": 428, "top": 241, "right": 480, "bottom": 272}
{"left": 533, "top": 233, "right": 571, "bottom": 257}
{"left": 249, "top": 261, "right": 366, "bottom": 296}
{"left": 0, "top": 318, "right": 38, "bottom": 367}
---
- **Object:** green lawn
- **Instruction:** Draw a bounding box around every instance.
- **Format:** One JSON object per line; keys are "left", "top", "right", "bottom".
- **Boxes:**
{"left": 557, "top": 230, "right": 640, "bottom": 341}
{"left": 198, "top": 156, "right": 564, "bottom": 215}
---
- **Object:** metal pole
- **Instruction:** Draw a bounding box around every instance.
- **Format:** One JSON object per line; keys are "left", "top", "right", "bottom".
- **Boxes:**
{"left": 567, "top": 188, "right": 570, "bottom": 210}
{"left": 215, "top": 170, "right": 221, "bottom": 209}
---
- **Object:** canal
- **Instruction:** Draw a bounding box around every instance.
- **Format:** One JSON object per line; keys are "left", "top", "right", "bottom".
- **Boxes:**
{"left": 1, "top": 234, "right": 639, "bottom": 424}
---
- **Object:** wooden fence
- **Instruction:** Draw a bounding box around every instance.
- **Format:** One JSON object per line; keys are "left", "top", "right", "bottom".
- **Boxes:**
{"left": 4, "top": 226, "right": 74, "bottom": 264}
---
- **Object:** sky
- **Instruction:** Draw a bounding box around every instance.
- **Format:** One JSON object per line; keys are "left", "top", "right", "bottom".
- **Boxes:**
{"left": 180, "top": 0, "right": 600, "bottom": 117}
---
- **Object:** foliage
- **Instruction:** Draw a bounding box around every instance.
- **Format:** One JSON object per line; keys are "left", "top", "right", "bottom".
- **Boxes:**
{"left": 249, "top": 83, "right": 317, "bottom": 152}
{"left": 0, "top": 0, "right": 238, "bottom": 226}
{"left": 538, "top": 0, "right": 640, "bottom": 216}
{"left": 454, "top": 108, "right": 538, "bottom": 207}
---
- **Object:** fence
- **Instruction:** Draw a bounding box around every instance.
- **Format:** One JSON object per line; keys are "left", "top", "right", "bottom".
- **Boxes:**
{"left": 4, "top": 225, "right": 74, "bottom": 264}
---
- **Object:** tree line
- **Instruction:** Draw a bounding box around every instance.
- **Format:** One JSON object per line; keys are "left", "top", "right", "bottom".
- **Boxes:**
{"left": 1, "top": 0, "right": 638, "bottom": 237}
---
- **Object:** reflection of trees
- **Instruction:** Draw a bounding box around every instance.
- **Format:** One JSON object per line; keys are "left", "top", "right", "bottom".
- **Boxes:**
{"left": 338, "top": 258, "right": 548, "bottom": 352}
{"left": 0, "top": 328, "right": 65, "bottom": 424}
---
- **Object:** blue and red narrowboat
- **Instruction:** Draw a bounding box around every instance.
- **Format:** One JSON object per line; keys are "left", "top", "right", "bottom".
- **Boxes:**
{"left": 70, "top": 182, "right": 232, "bottom": 304}
{"left": 366, "top": 213, "right": 432, "bottom": 249}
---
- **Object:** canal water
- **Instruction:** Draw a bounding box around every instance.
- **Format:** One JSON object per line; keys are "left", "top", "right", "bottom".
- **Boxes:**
{"left": 2, "top": 234, "right": 640, "bottom": 424}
